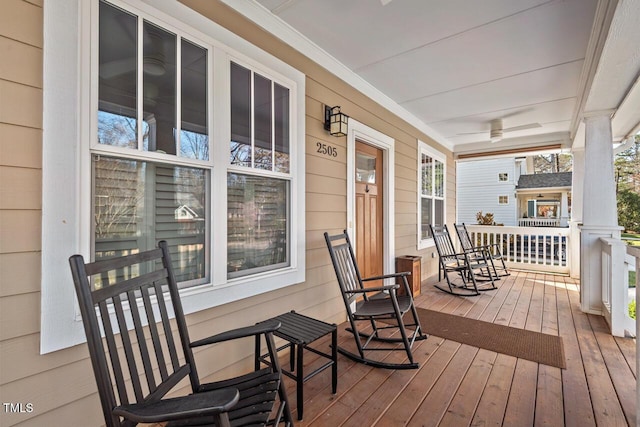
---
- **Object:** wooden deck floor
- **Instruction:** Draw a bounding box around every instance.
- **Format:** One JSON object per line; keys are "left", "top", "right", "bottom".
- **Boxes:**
{"left": 284, "top": 270, "right": 637, "bottom": 426}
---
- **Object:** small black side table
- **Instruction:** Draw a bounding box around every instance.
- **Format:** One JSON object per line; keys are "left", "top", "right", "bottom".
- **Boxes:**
{"left": 255, "top": 311, "right": 337, "bottom": 420}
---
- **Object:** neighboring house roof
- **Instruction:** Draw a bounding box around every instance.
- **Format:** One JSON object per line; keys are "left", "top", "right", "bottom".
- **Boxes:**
{"left": 175, "top": 205, "right": 200, "bottom": 220}
{"left": 517, "top": 172, "right": 572, "bottom": 189}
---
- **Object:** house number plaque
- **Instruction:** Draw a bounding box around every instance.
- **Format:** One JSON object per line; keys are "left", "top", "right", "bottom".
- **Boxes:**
{"left": 316, "top": 142, "right": 338, "bottom": 157}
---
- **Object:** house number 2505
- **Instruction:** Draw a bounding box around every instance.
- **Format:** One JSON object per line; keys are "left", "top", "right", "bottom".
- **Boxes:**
{"left": 316, "top": 142, "right": 338, "bottom": 157}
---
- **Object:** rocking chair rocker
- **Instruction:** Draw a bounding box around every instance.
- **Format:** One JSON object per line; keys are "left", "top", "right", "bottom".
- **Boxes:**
{"left": 69, "top": 241, "right": 293, "bottom": 427}
{"left": 430, "top": 224, "right": 497, "bottom": 296}
{"left": 324, "top": 230, "right": 427, "bottom": 370}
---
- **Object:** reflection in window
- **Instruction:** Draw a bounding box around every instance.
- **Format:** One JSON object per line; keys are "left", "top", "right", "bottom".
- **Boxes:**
{"left": 274, "top": 83, "right": 290, "bottom": 173}
{"left": 93, "top": 156, "right": 208, "bottom": 284}
{"left": 227, "top": 173, "right": 289, "bottom": 277}
{"left": 98, "top": 1, "right": 208, "bottom": 160}
{"left": 356, "top": 153, "right": 377, "bottom": 183}
{"left": 434, "top": 160, "right": 444, "bottom": 197}
{"left": 231, "top": 62, "right": 252, "bottom": 166}
{"left": 143, "top": 21, "right": 177, "bottom": 154}
{"left": 98, "top": 1, "right": 137, "bottom": 148}
{"left": 421, "top": 198, "right": 432, "bottom": 240}
{"left": 181, "top": 39, "right": 208, "bottom": 160}
{"left": 180, "top": 128, "right": 209, "bottom": 160}
{"left": 98, "top": 109, "right": 137, "bottom": 147}
{"left": 254, "top": 74, "right": 272, "bottom": 170}
{"left": 419, "top": 148, "right": 445, "bottom": 242}
{"left": 422, "top": 155, "right": 432, "bottom": 196}
{"left": 230, "top": 62, "right": 290, "bottom": 172}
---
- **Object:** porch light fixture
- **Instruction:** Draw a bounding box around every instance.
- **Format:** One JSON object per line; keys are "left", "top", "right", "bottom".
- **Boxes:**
{"left": 324, "top": 105, "right": 349, "bottom": 137}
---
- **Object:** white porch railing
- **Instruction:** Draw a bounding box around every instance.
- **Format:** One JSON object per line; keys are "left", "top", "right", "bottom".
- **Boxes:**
{"left": 465, "top": 225, "right": 570, "bottom": 274}
{"left": 518, "top": 218, "right": 561, "bottom": 227}
{"left": 600, "top": 238, "right": 638, "bottom": 337}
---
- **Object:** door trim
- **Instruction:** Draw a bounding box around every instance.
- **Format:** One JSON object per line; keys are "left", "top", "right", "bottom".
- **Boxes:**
{"left": 346, "top": 119, "right": 395, "bottom": 277}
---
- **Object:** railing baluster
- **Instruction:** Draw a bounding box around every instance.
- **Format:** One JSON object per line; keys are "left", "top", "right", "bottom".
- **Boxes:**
{"left": 465, "top": 225, "right": 570, "bottom": 274}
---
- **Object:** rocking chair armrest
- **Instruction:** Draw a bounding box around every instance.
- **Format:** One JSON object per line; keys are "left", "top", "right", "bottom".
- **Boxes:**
{"left": 113, "top": 387, "right": 239, "bottom": 423}
{"left": 190, "top": 319, "right": 281, "bottom": 348}
{"left": 362, "top": 271, "right": 410, "bottom": 282}
{"left": 344, "top": 284, "right": 400, "bottom": 294}
{"left": 470, "top": 243, "right": 500, "bottom": 252}
{"left": 449, "top": 250, "right": 474, "bottom": 258}
{"left": 462, "top": 248, "right": 487, "bottom": 257}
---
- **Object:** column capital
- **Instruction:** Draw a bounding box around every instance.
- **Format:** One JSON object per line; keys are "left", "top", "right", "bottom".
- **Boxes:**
{"left": 582, "top": 109, "right": 616, "bottom": 120}
{"left": 570, "top": 145, "right": 585, "bottom": 154}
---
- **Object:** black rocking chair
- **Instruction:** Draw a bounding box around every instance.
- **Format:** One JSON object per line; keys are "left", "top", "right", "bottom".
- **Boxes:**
{"left": 430, "top": 224, "right": 497, "bottom": 296}
{"left": 69, "top": 241, "right": 293, "bottom": 427}
{"left": 454, "top": 222, "right": 509, "bottom": 278}
{"left": 324, "top": 230, "right": 427, "bottom": 370}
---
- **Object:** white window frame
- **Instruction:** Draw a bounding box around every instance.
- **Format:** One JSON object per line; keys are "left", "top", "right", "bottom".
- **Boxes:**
{"left": 498, "top": 195, "right": 509, "bottom": 205}
{"left": 41, "top": 0, "right": 305, "bottom": 353}
{"left": 498, "top": 172, "right": 509, "bottom": 182}
{"left": 417, "top": 140, "right": 446, "bottom": 250}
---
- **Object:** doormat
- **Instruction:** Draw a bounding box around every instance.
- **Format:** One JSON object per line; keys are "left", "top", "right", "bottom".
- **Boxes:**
{"left": 413, "top": 308, "right": 566, "bottom": 369}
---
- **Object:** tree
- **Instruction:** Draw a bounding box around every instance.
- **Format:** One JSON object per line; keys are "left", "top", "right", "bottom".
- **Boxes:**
{"left": 615, "top": 135, "right": 640, "bottom": 194}
{"left": 615, "top": 135, "right": 640, "bottom": 232}
{"left": 533, "top": 153, "right": 572, "bottom": 173}
{"left": 476, "top": 211, "right": 495, "bottom": 225}
{"left": 617, "top": 190, "right": 640, "bottom": 232}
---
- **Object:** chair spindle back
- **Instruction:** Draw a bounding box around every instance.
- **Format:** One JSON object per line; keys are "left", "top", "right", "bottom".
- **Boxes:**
{"left": 431, "top": 225, "right": 459, "bottom": 262}
{"left": 324, "top": 231, "right": 364, "bottom": 305}
{"left": 69, "top": 241, "right": 198, "bottom": 427}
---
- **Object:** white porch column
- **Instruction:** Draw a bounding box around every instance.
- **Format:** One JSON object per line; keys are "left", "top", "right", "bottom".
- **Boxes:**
{"left": 569, "top": 147, "right": 584, "bottom": 279}
{"left": 560, "top": 192, "right": 569, "bottom": 227}
{"left": 579, "top": 114, "right": 621, "bottom": 314}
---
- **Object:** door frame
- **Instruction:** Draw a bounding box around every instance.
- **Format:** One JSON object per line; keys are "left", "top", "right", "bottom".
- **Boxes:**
{"left": 346, "top": 119, "right": 395, "bottom": 278}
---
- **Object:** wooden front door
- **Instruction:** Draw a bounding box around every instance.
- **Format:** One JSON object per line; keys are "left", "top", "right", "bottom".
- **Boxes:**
{"left": 355, "top": 141, "right": 384, "bottom": 288}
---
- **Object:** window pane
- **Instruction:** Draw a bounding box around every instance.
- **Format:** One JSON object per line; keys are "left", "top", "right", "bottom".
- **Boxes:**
{"left": 434, "top": 160, "right": 444, "bottom": 197}
{"left": 254, "top": 73, "right": 272, "bottom": 170}
{"left": 537, "top": 202, "right": 558, "bottom": 218}
{"left": 421, "top": 198, "right": 432, "bottom": 240}
{"left": 180, "top": 39, "right": 208, "bottom": 160}
{"left": 274, "top": 83, "right": 290, "bottom": 173}
{"left": 98, "top": 1, "right": 137, "bottom": 148}
{"left": 356, "top": 153, "right": 376, "bottom": 183}
{"left": 231, "top": 62, "right": 252, "bottom": 166}
{"left": 93, "top": 157, "right": 207, "bottom": 283}
{"left": 143, "top": 21, "right": 177, "bottom": 155}
{"left": 421, "top": 154, "right": 433, "bottom": 196}
{"left": 435, "top": 199, "right": 444, "bottom": 227}
{"left": 227, "top": 173, "right": 289, "bottom": 277}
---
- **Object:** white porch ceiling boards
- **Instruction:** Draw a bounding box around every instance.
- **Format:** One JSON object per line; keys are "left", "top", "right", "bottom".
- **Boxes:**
{"left": 229, "top": 0, "right": 639, "bottom": 156}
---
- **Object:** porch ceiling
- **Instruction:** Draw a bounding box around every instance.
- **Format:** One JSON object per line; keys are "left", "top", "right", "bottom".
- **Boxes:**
{"left": 223, "top": 0, "right": 640, "bottom": 157}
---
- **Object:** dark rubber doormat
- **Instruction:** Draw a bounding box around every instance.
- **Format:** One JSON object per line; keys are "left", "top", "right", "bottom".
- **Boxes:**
{"left": 415, "top": 308, "right": 566, "bottom": 369}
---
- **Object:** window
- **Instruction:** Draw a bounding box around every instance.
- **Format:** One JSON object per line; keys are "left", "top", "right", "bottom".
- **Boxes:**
{"left": 498, "top": 172, "right": 509, "bottom": 182}
{"left": 228, "top": 62, "right": 292, "bottom": 278}
{"left": 498, "top": 195, "right": 509, "bottom": 205}
{"left": 418, "top": 141, "right": 446, "bottom": 249}
{"left": 41, "top": 0, "right": 306, "bottom": 353}
{"left": 527, "top": 199, "right": 559, "bottom": 218}
{"left": 95, "top": 2, "right": 210, "bottom": 284}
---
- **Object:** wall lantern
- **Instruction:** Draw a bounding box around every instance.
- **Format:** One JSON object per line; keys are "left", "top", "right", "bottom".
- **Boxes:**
{"left": 324, "top": 105, "right": 349, "bottom": 137}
